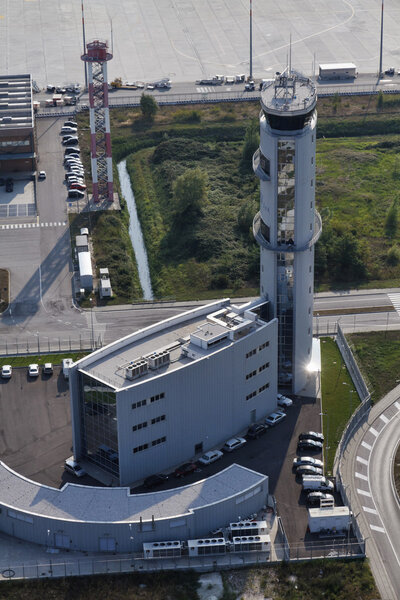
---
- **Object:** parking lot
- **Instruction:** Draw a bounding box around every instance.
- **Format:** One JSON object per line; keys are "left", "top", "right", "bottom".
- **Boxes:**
{"left": 0, "top": 365, "right": 337, "bottom": 543}
{"left": 0, "top": 176, "right": 36, "bottom": 219}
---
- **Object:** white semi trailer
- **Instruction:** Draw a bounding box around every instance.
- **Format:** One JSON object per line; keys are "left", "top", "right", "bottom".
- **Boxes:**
{"left": 318, "top": 63, "right": 357, "bottom": 80}
{"left": 308, "top": 505, "right": 351, "bottom": 534}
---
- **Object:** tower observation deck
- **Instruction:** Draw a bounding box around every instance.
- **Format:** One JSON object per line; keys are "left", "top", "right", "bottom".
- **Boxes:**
{"left": 253, "top": 69, "right": 322, "bottom": 393}
{"left": 81, "top": 40, "right": 114, "bottom": 203}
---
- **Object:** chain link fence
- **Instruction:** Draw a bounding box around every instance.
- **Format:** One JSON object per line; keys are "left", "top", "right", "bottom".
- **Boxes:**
{"left": 0, "top": 538, "right": 365, "bottom": 581}
{"left": 0, "top": 335, "right": 103, "bottom": 357}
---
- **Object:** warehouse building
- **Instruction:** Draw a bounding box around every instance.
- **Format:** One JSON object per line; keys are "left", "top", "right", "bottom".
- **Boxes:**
{"left": 0, "top": 74, "right": 36, "bottom": 173}
{"left": 69, "top": 298, "right": 278, "bottom": 486}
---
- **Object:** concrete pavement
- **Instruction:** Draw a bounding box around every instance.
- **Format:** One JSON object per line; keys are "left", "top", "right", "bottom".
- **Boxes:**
{"left": 339, "top": 385, "right": 400, "bottom": 600}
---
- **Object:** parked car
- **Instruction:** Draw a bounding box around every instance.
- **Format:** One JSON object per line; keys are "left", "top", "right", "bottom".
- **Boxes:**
{"left": 277, "top": 393, "right": 293, "bottom": 408}
{"left": 143, "top": 473, "right": 169, "bottom": 488}
{"left": 62, "top": 135, "right": 74, "bottom": 143}
{"left": 265, "top": 410, "right": 286, "bottom": 427}
{"left": 28, "top": 364, "right": 39, "bottom": 377}
{"left": 1, "top": 365, "right": 12, "bottom": 379}
{"left": 296, "top": 464, "right": 323, "bottom": 477}
{"left": 68, "top": 189, "right": 85, "bottom": 199}
{"left": 65, "top": 147, "right": 80, "bottom": 155}
{"left": 385, "top": 67, "right": 395, "bottom": 76}
{"left": 174, "top": 462, "right": 198, "bottom": 477}
{"left": 64, "top": 457, "right": 86, "bottom": 477}
{"left": 245, "top": 80, "right": 255, "bottom": 91}
{"left": 6, "top": 180, "right": 13, "bottom": 192}
{"left": 43, "top": 363, "right": 53, "bottom": 374}
{"left": 222, "top": 437, "right": 247, "bottom": 452}
{"left": 293, "top": 456, "right": 323, "bottom": 469}
{"left": 61, "top": 126, "right": 77, "bottom": 134}
{"left": 246, "top": 423, "right": 267, "bottom": 439}
{"left": 46, "top": 84, "right": 56, "bottom": 93}
{"left": 38, "top": 171, "right": 46, "bottom": 180}
{"left": 69, "top": 183, "right": 87, "bottom": 191}
{"left": 297, "top": 438, "right": 323, "bottom": 451}
{"left": 198, "top": 450, "right": 223, "bottom": 465}
{"left": 63, "top": 137, "right": 79, "bottom": 146}
{"left": 64, "top": 120, "right": 77, "bottom": 127}
{"left": 307, "top": 491, "right": 334, "bottom": 507}
{"left": 299, "top": 431, "right": 324, "bottom": 443}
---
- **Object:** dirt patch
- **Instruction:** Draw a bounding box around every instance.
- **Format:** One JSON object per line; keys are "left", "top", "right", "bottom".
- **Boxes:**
{"left": 0, "top": 268, "right": 9, "bottom": 312}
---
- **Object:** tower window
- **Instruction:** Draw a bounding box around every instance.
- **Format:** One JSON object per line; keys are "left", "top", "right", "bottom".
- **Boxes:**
{"left": 309, "top": 286, "right": 312, "bottom": 293}
{"left": 311, "top": 179, "right": 314, "bottom": 187}
{"left": 311, "top": 157, "right": 314, "bottom": 164}
{"left": 260, "top": 151, "right": 270, "bottom": 176}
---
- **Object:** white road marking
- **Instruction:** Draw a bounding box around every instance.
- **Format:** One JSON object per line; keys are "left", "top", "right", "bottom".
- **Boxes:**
{"left": 1, "top": 222, "right": 65, "bottom": 230}
{"left": 380, "top": 414, "right": 389, "bottom": 424}
{"left": 395, "top": 401, "right": 400, "bottom": 410}
{"left": 369, "top": 427, "right": 379, "bottom": 437}
{"left": 355, "top": 472, "right": 368, "bottom": 481}
{"left": 357, "top": 488, "right": 372, "bottom": 497}
{"left": 356, "top": 456, "right": 369, "bottom": 466}
{"left": 370, "top": 524, "right": 385, "bottom": 533}
{"left": 363, "top": 506, "right": 378, "bottom": 515}
{"left": 361, "top": 441, "right": 372, "bottom": 451}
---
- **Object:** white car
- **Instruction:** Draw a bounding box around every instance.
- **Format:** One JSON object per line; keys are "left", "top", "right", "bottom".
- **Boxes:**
{"left": 38, "top": 171, "right": 46, "bottom": 180}
{"left": 265, "top": 410, "right": 286, "bottom": 427}
{"left": 61, "top": 126, "right": 77, "bottom": 134}
{"left": 1, "top": 365, "right": 12, "bottom": 379}
{"left": 28, "top": 364, "right": 39, "bottom": 377}
{"left": 277, "top": 393, "right": 293, "bottom": 408}
{"left": 64, "top": 457, "right": 86, "bottom": 478}
{"left": 198, "top": 450, "right": 223, "bottom": 465}
{"left": 293, "top": 456, "right": 323, "bottom": 469}
{"left": 222, "top": 437, "right": 247, "bottom": 452}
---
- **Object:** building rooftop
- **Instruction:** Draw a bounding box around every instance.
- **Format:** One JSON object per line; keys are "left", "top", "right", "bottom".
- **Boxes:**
{"left": 0, "top": 74, "right": 33, "bottom": 131}
{"left": 261, "top": 69, "right": 316, "bottom": 117}
{"left": 0, "top": 461, "right": 267, "bottom": 523}
{"left": 77, "top": 299, "right": 270, "bottom": 390}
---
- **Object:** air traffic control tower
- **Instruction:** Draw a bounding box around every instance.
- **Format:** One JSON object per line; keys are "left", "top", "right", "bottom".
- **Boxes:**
{"left": 253, "top": 70, "right": 322, "bottom": 393}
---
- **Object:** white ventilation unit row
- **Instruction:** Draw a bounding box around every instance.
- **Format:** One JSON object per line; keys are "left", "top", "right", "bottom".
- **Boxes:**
{"left": 147, "top": 350, "right": 170, "bottom": 370}
{"left": 125, "top": 359, "right": 148, "bottom": 380}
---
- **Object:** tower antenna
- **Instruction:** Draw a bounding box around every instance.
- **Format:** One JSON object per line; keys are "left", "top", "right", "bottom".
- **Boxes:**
{"left": 81, "top": 0, "right": 88, "bottom": 91}
{"left": 289, "top": 33, "right": 292, "bottom": 75}
{"left": 379, "top": 0, "right": 384, "bottom": 77}
{"left": 249, "top": 0, "right": 253, "bottom": 81}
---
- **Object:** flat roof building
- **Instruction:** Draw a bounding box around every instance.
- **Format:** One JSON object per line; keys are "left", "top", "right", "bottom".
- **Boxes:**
{"left": 70, "top": 298, "right": 278, "bottom": 486}
{"left": 0, "top": 74, "right": 36, "bottom": 173}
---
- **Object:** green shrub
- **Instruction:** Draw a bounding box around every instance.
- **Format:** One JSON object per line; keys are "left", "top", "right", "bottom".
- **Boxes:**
{"left": 387, "top": 244, "right": 400, "bottom": 265}
{"left": 172, "top": 109, "right": 201, "bottom": 123}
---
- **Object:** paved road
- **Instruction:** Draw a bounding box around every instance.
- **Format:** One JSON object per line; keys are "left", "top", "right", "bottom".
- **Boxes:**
{"left": 340, "top": 386, "right": 400, "bottom": 600}
{"left": 4, "top": 1, "right": 400, "bottom": 89}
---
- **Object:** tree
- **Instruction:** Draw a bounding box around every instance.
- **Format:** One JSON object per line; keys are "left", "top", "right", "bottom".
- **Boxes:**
{"left": 385, "top": 198, "right": 398, "bottom": 238}
{"left": 140, "top": 93, "right": 158, "bottom": 121}
{"left": 172, "top": 168, "right": 207, "bottom": 226}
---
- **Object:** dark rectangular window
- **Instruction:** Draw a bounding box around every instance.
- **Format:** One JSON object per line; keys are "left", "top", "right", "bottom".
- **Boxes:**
{"left": 258, "top": 362, "right": 269, "bottom": 373}
{"left": 259, "top": 383, "right": 270, "bottom": 393}
{"left": 246, "top": 369, "right": 257, "bottom": 380}
{"left": 260, "top": 151, "right": 270, "bottom": 176}
{"left": 150, "top": 392, "right": 165, "bottom": 403}
{"left": 246, "top": 348, "right": 257, "bottom": 359}
{"left": 132, "top": 399, "right": 146, "bottom": 410}
{"left": 151, "top": 414, "right": 166, "bottom": 425}
{"left": 133, "top": 443, "right": 148, "bottom": 454}
{"left": 259, "top": 341, "right": 269, "bottom": 351}
{"left": 151, "top": 436, "right": 166, "bottom": 447}
{"left": 132, "top": 421, "right": 147, "bottom": 432}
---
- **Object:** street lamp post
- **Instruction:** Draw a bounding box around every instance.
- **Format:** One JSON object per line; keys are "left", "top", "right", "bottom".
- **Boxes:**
{"left": 90, "top": 298, "right": 94, "bottom": 350}
{"left": 379, "top": 0, "right": 384, "bottom": 78}
{"left": 320, "top": 411, "right": 329, "bottom": 474}
{"left": 249, "top": 0, "right": 253, "bottom": 81}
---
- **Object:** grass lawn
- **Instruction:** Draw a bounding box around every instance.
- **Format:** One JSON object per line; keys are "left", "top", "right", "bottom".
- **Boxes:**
{"left": 347, "top": 331, "right": 400, "bottom": 404}
{"left": 320, "top": 337, "right": 359, "bottom": 473}
{"left": 0, "top": 268, "right": 9, "bottom": 312}
{"left": 0, "top": 352, "right": 87, "bottom": 368}
{"left": 72, "top": 94, "right": 400, "bottom": 301}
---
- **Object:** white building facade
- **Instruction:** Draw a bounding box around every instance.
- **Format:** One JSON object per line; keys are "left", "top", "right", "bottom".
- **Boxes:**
{"left": 69, "top": 298, "right": 278, "bottom": 486}
{"left": 253, "top": 70, "right": 321, "bottom": 394}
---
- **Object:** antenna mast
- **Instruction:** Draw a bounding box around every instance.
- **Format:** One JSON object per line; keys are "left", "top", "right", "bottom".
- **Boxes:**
{"left": 249, "top": 0, "right": 253, "bottom": 81}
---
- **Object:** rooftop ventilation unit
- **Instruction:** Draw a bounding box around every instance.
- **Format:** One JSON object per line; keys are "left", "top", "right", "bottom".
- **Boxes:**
{"left": 147, "top": 350, "right": 170, "bottom": 370}
{"left": 125, "top": 359, "right": 148, "bottom": 380}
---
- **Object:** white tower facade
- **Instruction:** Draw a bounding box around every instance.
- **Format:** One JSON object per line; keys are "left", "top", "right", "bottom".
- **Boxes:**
{"left": 253, "top": 70, "right": 322, "bottom": 393}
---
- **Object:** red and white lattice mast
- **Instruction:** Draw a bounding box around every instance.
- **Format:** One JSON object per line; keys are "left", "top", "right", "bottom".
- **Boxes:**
{"left": 81, "top": 40, "right": 113, "bottom": 203}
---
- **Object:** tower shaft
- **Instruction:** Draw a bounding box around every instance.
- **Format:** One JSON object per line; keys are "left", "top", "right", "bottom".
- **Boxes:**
{"left": 82, "top": 40, "right": 113, "bottom": 203}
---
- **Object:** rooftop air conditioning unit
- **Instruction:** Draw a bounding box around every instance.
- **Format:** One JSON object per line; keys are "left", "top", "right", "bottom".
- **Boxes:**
{"left": 126, "top": 359, "right": 148, "bottom": 380}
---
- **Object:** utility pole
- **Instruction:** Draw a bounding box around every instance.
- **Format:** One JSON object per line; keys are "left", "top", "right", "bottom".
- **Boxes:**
{"left": 81, "top": 0, "right": 88, "bottom": 91}
{"left": 379, "top": 0, "right": 384, "bottom": 77}
{"left": 249, "top": 0, "right": 253, "bottom": 81}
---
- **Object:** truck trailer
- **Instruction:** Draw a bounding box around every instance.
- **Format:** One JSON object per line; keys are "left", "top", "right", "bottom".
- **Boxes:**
{"left": 308, "top": 505, "right": 351, "bottom": 534}
{"left": 318, "top": 63, "right": 357, "bottom": 80}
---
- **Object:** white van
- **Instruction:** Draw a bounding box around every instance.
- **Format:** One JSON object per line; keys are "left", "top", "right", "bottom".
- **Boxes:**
{"left": 62, "top": 358, "right": 73, "bottom": 380}
{"left": 302, "top": 475, "right": 334, "bottom": 492}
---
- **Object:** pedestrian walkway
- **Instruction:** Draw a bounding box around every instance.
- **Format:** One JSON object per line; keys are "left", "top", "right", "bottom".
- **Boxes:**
{"left": 388, "top": 293, "right": 400, "bottom": 317}
{"left": 0, "top": 221, "right": 66, "bottom": 230}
